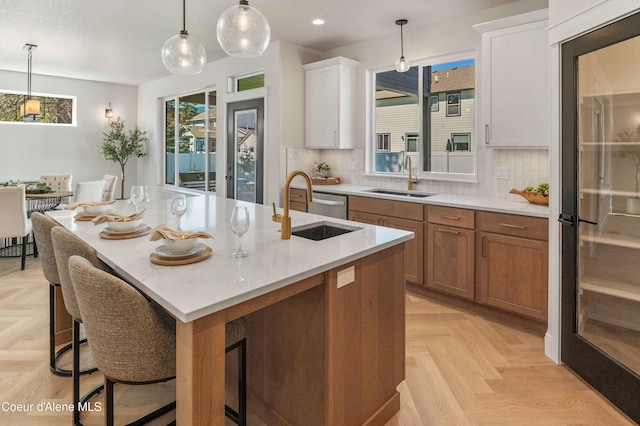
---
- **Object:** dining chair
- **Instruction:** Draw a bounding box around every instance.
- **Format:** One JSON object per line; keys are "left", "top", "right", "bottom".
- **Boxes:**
{"left": 101, "top": 175, "right": 118, "bottom": 201}
{"left": 40, "top": 174, "right": 73, "bottom": 192}
{"left": 68, "top": 255, "right": 248, "bottom": 426}
{"left": 51, "top": 226, "right": 111, "bottom": 425}
{"left": 0, "top": 185, "right": 33, "bottom": 270}
{"left": 73, "top": 180, "right": 106, "bottom": 203}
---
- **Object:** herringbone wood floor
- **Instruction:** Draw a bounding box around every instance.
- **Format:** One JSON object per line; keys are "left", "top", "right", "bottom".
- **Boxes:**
{"left": 0, "top": 256, "right": 634, "bottom": 425}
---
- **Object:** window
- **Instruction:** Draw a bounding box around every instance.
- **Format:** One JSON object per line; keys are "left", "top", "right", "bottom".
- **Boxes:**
{"left": 373, "top": 55, "right": 475, "bottom": 176}
{"left": 376, "top": 133, "right": 390, "bottom": 151}
{"left": 451, "top": 133, "right": 470, "bottom": 151}
{"left": 0, "top": 92, "right": 75, "bottom": 125}
{"left": 230, "top": 71, "right": 265, "bottom": 92}
{"left": 446, "top": 92, "right": 461, "bottom": 117}
{"left": 405, "top": 133, "right": 419, "bottom": 152}
{"left": 164, "top": 89, "right": 217, "bottom": 192}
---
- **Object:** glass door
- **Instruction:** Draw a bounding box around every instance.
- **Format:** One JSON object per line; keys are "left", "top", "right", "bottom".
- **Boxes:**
{"left": 225, "top": 99, "right": 264, "bottom": 203}
{"left": 561, "top": 11, "right": 640, "bottom": 423}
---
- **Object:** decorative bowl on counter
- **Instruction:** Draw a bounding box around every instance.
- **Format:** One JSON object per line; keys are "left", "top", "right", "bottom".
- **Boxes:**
{"left": 162, "top": 238, "right": 198, "bottom": 254}
{"left": 107, "top": 219, "right": 142, "bottom": 232}
{"left": 82, "top": 203, "right": 110, "bottom": 215}
{"left": 509, "top": 188, "right": 549, "bottom": 205}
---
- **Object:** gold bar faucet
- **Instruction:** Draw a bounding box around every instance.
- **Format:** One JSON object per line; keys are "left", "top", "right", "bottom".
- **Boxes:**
{"left": 405, "top": 155, "right": 418, "bottom": 190}
{"left": 272, "top": 170, "right": 313, "bottom": 239}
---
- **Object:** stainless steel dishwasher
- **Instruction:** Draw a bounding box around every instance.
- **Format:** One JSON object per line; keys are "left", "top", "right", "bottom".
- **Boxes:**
{"left": 307, "top": 191, "right": 348, "bottom": 219}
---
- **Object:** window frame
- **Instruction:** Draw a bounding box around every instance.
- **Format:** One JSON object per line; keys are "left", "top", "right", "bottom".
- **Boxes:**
{"left": 451, "top": 132, "right": 471, "bottom": 151}
{"left": 376, "top": 133, "right": 391, "bottom": 151}
{"left": 366, "top": 50, "right": 477, "bottom": 182}
{"left": 405, "top": 132, "right": 419, "bottom": 152}
{"left": 0, "top": 89, "right": 77, "bottom": 126}
{"left": 228, "top": 70, "right": 265, "bottom": 93}
{"left": 446, "top": 92, "right": 461, "bottom": 117}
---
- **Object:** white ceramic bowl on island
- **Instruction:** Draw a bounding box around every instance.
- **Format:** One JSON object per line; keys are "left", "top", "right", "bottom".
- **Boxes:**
{"left": 162, "top": 238, "right": 198, "bottom": 254}
{"left": 82, "top": 203, "right": 110, "bottom": 215}
{"left": 107, "top": 219, "right": 142, "bottom": 232}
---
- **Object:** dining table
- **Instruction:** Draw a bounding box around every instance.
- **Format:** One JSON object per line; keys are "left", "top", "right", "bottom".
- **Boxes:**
{"left": 47, "top": 193, "right": 412, "bottom": 425}
{"left": 26, "top": 190, "right": 74, "bottom": 216}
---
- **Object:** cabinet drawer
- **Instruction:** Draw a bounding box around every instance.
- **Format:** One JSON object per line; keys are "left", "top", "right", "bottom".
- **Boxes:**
{"left": 349, "top": 196, "right": 423, "bottom": 221}
{"left": 428, "top": 205, "right": 475, "bottom": 229}
{"left": 290, "top": 201, "right": 307, "bottom": 213}
{"left": 289, "top": 188, "right": 307, "bottom": 203}
{"left": 478, "top": 211, "right": 548, "bottom": 241}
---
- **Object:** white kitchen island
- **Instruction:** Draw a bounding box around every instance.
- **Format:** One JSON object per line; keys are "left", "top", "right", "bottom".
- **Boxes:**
{"left": 49, "top": 193, "right": 413, "bottom": 425}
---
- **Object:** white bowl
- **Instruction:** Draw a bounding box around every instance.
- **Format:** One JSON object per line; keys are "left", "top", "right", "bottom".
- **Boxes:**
{"left": 162, "top": 238, "right": 198, "bottom": 254}
{"left": 107, "top": 219, "right": 142, "bottom": 232}
{"left": 82, "top": 203, "right": 109, "bottom": 215}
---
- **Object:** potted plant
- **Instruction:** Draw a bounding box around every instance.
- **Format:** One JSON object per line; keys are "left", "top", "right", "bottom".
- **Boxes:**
{"left": 100, "top": 117, "right": 147, "bottom": 199}
{"left": 615, "top": 124, "right": 640, "bottom": 214}
{"left": 313, "top": 162, "right": 331, "bottom": 178}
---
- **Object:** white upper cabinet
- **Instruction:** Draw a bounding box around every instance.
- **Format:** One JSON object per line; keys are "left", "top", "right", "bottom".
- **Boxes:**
{"left": 474, "top": 9, "right": 549, "bottom": 148}
{"left": 304, "top": 57, "right": 358, "bottom": 149}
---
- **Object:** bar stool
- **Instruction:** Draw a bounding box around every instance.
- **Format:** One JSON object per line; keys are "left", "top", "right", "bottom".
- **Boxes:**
{"left": 68, "top": 255, "right": 247, "bottom": 426}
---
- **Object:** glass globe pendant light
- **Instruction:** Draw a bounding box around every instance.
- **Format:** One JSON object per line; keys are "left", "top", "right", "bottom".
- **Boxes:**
{"left": 161, "top": 0, "right": 206, "bottom": 75}
{"left": 217, "top": 0, "right": 271, "bottom": 58}
{"left": 395, "top": 19, "right": 410, "bottom": 73}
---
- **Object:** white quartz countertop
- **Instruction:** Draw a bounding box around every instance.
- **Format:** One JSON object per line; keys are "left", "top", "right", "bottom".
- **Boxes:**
{"left": 297, "top": 183, "right": 549, "bottom": 218}
{"left": 48, "top": 194, "right": 413, "bottom": 323}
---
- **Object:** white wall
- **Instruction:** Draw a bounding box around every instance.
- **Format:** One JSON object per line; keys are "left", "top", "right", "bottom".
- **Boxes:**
{"left": 136, "top": 41, "right": 320, "bottom": 205}
{"left": 0, "top": 70, "right": 137, "bottom": 196}
{"left": 295, "top": 0, "right": 549, "bottom": 199}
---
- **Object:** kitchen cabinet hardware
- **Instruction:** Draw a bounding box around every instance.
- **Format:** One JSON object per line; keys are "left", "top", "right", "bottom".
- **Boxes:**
{"left": 500, "top": 223, "right": 527, "bottom": 230}
{"left": 441, "top": 215, "right": 461, "bottom": 221}
{"left": 578, "top": 217, "right": 597, "bottom": 226}
{"left": 438, "top": 228, "right": 460, "bottom": 235}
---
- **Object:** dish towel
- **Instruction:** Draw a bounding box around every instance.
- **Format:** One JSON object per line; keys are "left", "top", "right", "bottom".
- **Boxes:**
{"left": 92, "top": 209, "right": 146, "bottom": 225}
{"left": 149, "top": 224, "right": 213, "bottom": 241}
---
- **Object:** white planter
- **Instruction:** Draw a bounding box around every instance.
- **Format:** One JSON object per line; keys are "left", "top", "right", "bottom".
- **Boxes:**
{"left": 626, "top": 198, "right": 640, "bottom": 214}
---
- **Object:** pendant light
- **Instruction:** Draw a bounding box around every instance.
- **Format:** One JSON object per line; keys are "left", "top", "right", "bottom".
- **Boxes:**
{"left": 217, "top": 0, "right": 271, "bottom": 58}
{"left": 395, "top": 19, "right": 410, "bottom": 73}
{"left": 161, "top": 0, "right": 206, "bottom": 75}
{"left": 20, "top": 44, "right": 41, "bottom": 118}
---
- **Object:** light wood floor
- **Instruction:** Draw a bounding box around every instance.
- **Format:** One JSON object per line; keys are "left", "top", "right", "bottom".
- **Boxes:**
{"left": 0, "top": 256, "right": 634, "bottom": 425}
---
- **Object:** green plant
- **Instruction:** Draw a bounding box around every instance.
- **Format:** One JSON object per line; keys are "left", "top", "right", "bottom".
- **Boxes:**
{"left": 615, "top": 124, "right": 640, "bottom": 196}
{"left": 100, "top": 117, "right": 147, "bottom": 199}
{"left": 523, "top": 183, "right": 549, "bottom": 197}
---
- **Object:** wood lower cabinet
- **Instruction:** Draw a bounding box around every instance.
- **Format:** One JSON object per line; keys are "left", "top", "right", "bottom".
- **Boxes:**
{"left": 349, "top": 196, "right": 424, "bottom": 285}
{"left": 426, "top": 206, "right": 475, "bottom": 299}
{"left": 476, "top": 211, "right": 548, "bottom": 321}
{"left": 289, "top": 188, "right": 308, "bottom": 212}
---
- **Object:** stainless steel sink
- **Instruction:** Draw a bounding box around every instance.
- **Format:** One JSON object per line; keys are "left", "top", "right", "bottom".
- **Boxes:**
{"left": 291, "top": 221, "right": 362, "bottom": 241}
{"left": 364, "top": 188, "right": 435, "bottom": 198}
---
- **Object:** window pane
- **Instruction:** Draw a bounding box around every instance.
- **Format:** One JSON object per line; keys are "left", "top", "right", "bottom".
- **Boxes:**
{"left": 374, "top": 67, "right": 419, "bottom": 172}
{"left": 165, "top": 99, "right": 175, "bottom": 185}
{"left": 0, "top": 93, "right": 74, "bottom": 124}
{"left": 237, "top": 74, "right": 265, "bottom": 91}
{"left": 177, "top": 93, "right": 207, "bottom": 192}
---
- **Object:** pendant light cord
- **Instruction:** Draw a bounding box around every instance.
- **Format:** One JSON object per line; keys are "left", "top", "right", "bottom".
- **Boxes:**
{"left": 180, "top": 0, "right": 187, "bottom": 34}
{"left": 27, "top": 47, "right": 32, "bottom": 100}
{"left": 400, "top": 23, "right": 404, "bottom": 57}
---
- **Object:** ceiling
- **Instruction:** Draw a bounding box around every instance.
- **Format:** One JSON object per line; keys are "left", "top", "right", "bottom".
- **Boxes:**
{"left": 0, "top": 0, "right": 520, "bottom": 86}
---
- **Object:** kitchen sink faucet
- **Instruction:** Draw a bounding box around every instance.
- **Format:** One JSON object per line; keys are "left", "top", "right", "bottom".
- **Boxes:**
{"left": 405, "top": 155, "right": 418, "bottom": 190}
{"left": 272, "top": 170, "right": 313, "bottom": 239}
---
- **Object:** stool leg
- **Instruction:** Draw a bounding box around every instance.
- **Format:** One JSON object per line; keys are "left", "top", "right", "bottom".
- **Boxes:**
{"left": 73, "top": 319, "right": 81, "bottom": 425}
{"left": 106, "top": 378, "right": 114, "bottom": 426}
{"left": 20, "top": 236, "right": 26, "bottom": 270}
{"left": 239, "top": 339, "right": 247, "bottom": 426}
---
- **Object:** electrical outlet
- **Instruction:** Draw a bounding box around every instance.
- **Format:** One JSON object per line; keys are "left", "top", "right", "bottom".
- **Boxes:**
{"left": 495, "top": 167, "right": 509, "bottom": 179}
{"left": 349, "top": 160, "right": 357, "bottom": 171}
{"left": 337, "top": 266, "right": 355, "bottom": 288}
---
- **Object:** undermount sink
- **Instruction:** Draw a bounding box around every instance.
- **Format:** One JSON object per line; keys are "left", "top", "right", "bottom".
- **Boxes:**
{"left": 364, "top": 188, "right": 435, "bottom": 198}
{"left": 291, "top": 221, "right": 362, "bottom": 241}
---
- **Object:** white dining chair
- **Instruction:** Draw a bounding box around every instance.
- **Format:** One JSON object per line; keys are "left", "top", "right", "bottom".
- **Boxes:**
{"left": 0, "top": 185, "right": 33, "bottom": 270}
{"left": 101, "top": 175, "right": 118, "bottom": 201}
{"left": 40, "top": 174, "right": 73, "bottom": 192}
{"left": 73, "top": 180, "right": 106, "bottom": 203}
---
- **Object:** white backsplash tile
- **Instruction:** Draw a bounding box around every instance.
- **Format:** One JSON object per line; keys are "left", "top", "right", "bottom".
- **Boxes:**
{"left": 285, "top": 146, "right": 549, "bottom": 199}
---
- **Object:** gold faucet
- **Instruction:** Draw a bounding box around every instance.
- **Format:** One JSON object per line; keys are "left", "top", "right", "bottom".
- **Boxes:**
{"left": 272, "top": 170, "right": 313, "bottom": 239}
{"left": 405, "top": 155, "right": 418, "bottom": 190}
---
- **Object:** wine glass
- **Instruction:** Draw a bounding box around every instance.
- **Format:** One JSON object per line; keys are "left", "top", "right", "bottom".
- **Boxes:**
{"left": 230, "top": 206, "right": 250, "bottom": 258}
{"left": 130, "top": 186, "right": 144, "bottom": 212}
{"left": 170, "top": 194, "right": 187, "bottom": 230}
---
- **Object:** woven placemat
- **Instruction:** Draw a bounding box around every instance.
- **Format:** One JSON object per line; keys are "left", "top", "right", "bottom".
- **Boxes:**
{"left": 150, "top": 245, "right": 212, "bottom": 265}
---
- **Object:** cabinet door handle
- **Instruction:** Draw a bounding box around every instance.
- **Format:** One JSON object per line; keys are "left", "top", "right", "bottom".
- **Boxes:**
{"left": 500, "top": 223, "right": 527, "bottom": 230}
{"left": 482, "top": 235, "right": 487, "bottom": 257}
{"left": 441, "top": 215, "right": 460, "bottom": 221}
{"left": 438, "top": 228, "right": 460, "bottom": 235}
{"left": 485, "top": 124, "right": 490, "bottom": 145}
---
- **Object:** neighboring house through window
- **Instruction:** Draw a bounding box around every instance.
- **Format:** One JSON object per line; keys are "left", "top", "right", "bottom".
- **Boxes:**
{"left": 377, "top": 133, "right": 390, "bottom": 151}
{"left": 405, "top": 133, "right": 419, "bottom": 152}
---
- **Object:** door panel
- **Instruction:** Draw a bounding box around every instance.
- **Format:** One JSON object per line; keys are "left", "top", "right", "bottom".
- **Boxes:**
{"left": 561, "top": 11, "right": 640, "bottom": 422}
{"left": 226, "top": 99, "right": 264, "bottom": 203}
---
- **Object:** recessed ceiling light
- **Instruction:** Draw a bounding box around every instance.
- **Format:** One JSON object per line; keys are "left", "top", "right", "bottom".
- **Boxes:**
{"left": 312, "top": 18, "right": 325, "bottom": 25}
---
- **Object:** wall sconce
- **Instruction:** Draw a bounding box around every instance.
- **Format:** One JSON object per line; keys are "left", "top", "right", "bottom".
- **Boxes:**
{"left": 105, "top": 102, "right": 113, "bottom": 121}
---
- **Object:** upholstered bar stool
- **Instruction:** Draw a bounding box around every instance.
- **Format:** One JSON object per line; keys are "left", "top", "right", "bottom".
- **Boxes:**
{"left": 51, "top": 226, "right": 111, "bottom": 425}
{"left": 68, "top": 255, "right": 248, "bottom": 426}
{"left": 31, "top": 212, "right": 74, "bottom": 376}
